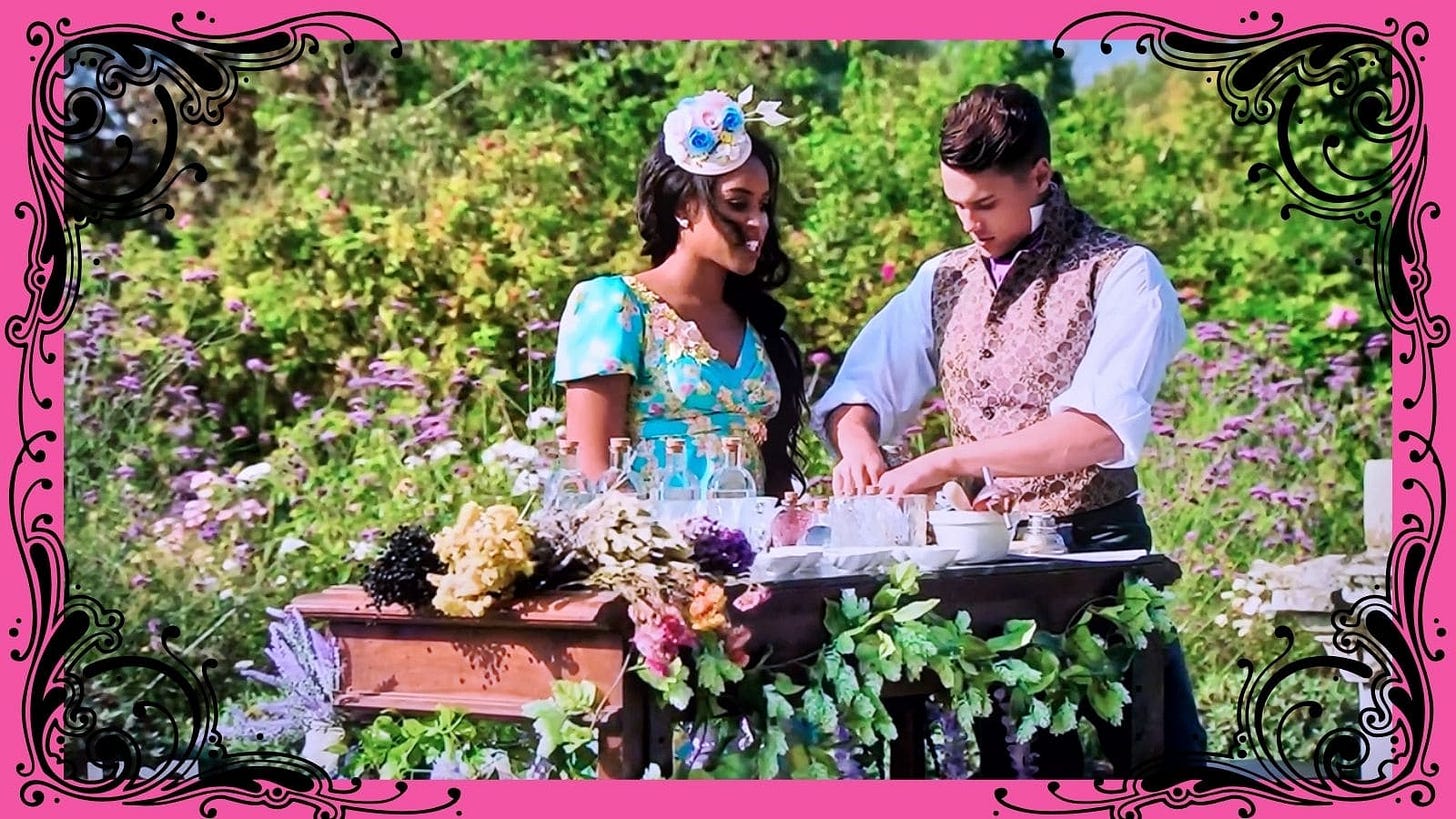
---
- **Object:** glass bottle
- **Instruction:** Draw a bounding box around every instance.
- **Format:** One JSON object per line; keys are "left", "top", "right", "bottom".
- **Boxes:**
{"left": 597, "top": 437, "right": 646, "bottom": 498}
{"left": 653, "top": 437, "right": 698, "bottom": 523}
{"left": 546, "top": 438, "right": 592, "bottom": 511}
{"left": 802, "top": 498, "right": 833, "bottom": 547}
{"left": 657, "top": 438, "right": 699, "bottom": 501}
{"left": 1017, "top": 513, "right": 1068, "bottom": 556}
{"left": 770, "top": 491, "right": 813, "bottom": 548}
{"left": 704, "top": 436, "right": 757, "bottom": 500}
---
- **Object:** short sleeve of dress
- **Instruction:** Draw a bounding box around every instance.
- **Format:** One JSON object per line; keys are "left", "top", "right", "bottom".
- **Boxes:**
{"left": 552, "top": 276, "right": 645, "bottom": 384}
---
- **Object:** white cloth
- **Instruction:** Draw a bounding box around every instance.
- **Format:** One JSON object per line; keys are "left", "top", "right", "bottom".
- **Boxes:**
{"left": 810, "top": 244, "right": 1187, "bottom": 469}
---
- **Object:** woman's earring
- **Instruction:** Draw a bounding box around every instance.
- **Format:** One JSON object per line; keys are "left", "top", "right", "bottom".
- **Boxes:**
{"left": 676, "top": 217, "right": 689, "bottom": 229}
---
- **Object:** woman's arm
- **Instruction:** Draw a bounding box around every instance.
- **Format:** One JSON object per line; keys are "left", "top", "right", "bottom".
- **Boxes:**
{"left": 562, "top": 375, "right": 633, "bottom": 481}
{"left": 550, "top": 276, "right": 644, "bottom": 480}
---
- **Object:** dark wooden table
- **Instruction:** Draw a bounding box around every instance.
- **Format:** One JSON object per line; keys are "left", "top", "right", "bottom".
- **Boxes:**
{"left": 291, "top": 553, "right": 1178, "bottom": 779}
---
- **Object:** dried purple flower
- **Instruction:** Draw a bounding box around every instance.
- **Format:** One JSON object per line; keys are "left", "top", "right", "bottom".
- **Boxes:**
{"left": 680, "top": 517, "right": 755, "bottom": 575}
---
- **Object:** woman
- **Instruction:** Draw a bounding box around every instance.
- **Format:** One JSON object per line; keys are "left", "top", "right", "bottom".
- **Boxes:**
{"left": 553, "top": 87, "right": 805, "bottom": 496}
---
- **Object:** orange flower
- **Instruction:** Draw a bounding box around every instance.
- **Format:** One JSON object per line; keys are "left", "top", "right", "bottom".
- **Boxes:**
{"left": 688, "top": 578, "right": 728, "bottom": 633}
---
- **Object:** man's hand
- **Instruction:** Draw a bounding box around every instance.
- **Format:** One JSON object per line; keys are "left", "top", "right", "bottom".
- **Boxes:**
{"left": 876, "top": 449, "right": 956, "bottom": 498}
{"left": 832, "top": 441, "right": 888, "bottom": 496}
{"left": 826, "top": 404, "right": 886, "bottom": 495}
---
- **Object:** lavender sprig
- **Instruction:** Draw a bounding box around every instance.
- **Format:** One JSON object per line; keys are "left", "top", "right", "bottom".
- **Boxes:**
{"left": 994, "top": 687, "right": 1037, "bottom": 778}
{"left": 927, "top": 699, "right": 970, "bottom": 779}
{"left": 220, "top": 607, "right": 340, "bottom": 746}
{"left": 830, "top": 722, "right": 866, "bottom": 779}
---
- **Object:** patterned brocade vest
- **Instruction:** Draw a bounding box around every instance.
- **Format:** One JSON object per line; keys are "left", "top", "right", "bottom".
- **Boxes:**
{"left": 930, "top": 184, "right": 1139, "bottom": 517}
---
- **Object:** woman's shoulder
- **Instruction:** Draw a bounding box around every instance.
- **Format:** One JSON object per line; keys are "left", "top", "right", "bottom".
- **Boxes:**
{"left": 564, "top": 274, "right": 644, "bottom": 312}
{"left": 567, "top": 273, "right": 632, "bottom": 297}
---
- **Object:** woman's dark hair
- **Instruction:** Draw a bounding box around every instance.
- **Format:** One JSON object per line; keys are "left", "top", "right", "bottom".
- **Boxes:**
{"left": 635, "top": 132, "right": 806, "bottom": 495}
{"left": 939, "top": 82, "right": 1051, "bottom": 175}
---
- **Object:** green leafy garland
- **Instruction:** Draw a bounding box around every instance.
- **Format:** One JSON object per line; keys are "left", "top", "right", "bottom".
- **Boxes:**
{"left": 623, "top": 562, "right": 1176, "bottom": 779}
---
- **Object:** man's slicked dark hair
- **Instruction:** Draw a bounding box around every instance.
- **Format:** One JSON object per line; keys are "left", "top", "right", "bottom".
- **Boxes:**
{"left": 939, "top": 83, "right": 1051, "bottom": 175}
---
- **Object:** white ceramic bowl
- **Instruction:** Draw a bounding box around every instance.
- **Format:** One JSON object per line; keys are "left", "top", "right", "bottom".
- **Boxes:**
{"left": 827, "top": 548, "right": 881, "bottom": 575}
{"left": 771, "top": 546, "right": 823, "bottom": 574}
{"left": 755, "top": 550, "right": 808, "bottom": 579}
{"left": 754, "top": 546, "right": 826, "bottom": 579}
{"left": 928, "top": 510, "right": 1014, "bottom": 564}
{"left": 894, "top": 545, "right": 961, "bottom": 572}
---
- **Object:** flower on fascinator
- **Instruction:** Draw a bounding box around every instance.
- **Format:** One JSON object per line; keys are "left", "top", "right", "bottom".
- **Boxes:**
{"left": 722, "top": 105, "right": 744, "bottom": 132}
{"left": 686, "top": 126, "right": 718, "bottom": 156}
{"left": 662, "top": 85, "right": 792, "bottom": 176}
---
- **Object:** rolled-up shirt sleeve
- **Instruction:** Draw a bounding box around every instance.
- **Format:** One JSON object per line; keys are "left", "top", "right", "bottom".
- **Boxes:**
{"left": 1048, "top": 246, "right": 1187, "bottom": 469}
{"left": 810, "top": 253, "right": 948, "bottom": 453}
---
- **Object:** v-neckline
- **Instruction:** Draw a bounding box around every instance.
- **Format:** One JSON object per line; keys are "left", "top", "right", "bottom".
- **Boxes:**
{"left": 625, "top": 276, "right": 753, "bottom": 371}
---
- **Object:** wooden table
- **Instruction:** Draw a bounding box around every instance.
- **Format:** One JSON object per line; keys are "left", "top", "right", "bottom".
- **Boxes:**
{"left": 291, "top": 554, "right": 1179, "bottom": 779}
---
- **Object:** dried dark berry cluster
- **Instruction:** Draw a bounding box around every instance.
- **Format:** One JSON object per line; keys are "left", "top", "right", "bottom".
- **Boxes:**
{"left": 361, "top": 524, "right": 445, "bottom": 611}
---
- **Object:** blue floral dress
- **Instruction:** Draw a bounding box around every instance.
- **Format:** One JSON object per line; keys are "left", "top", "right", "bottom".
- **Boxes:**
{"left": 552, "top": 274, "right": 781, "bottom": 490}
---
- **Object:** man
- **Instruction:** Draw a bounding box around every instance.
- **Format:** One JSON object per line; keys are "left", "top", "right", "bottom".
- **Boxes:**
{"left": 812, "top": 83, "right": 1207, "bottom": 764}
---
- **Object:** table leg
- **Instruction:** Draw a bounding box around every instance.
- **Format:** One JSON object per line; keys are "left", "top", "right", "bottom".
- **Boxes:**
{"left": 1125, "top": 637, "right": 1167, "bottom": 774}
{"left": 597, "top": 669, "right": 649, "bottom": 779}
{"left": 645, "top": 700, "right": 676, "bottom": 777}
{"left": 886, "top": 696, "right": 929, "bottom": 779}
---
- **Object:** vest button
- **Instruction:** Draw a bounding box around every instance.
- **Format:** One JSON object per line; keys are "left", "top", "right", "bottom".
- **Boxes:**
{"left": 982, "top": 407, "right": 995, "bottom": 420}
{"left": 979, "top": 348, "right": 993, "bottom": 359}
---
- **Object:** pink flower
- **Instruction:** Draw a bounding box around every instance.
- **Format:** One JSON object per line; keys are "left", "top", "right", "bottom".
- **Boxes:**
{"left": 697, "top": 104, "right": 723, "bottom": 130}
{"left": 629, "top": 599, "right": 698, "bottom": 676}
{"left": 732, "top": 583, "right": 772, "bottom": 612}
{"left": 724, "top": 625, "right": 752, "bottom": 668}
{"left": 1324, "top": 304, "right": 1360, "bottom": 330}
{"left": 316, "top": 186, "right": 332, "bottom": 201}
{"left": 809, "top": 350, "right": 832, "bottom": 368}
{"left": 880, "top": 263, "right": 896, "bottom": 283}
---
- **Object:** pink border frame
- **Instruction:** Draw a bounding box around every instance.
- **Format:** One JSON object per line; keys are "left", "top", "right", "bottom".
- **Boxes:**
{"left": 1, "top": 1, "right": 1447, "bottom": 817}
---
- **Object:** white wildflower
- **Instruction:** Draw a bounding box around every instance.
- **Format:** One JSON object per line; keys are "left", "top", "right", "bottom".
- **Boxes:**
{"left": 348, "top": 540, "right": 378, "bottom": 562}
{"left": 484, "top": 439, "right": 539, "bottom": 467}
{"left": 525, "top": 406, "right": 563, "bottom": 431}
{"left": 512, "top": 470, "right": 544, "bottom": 496}
{"left": 279, "top": 537, "right": 308, "bottom": 556}
{"left": 236, "top": 462, "right": 273, "bottom": 485}
{"left": 426, "top": 440, "right": 463, "bottom": 462}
